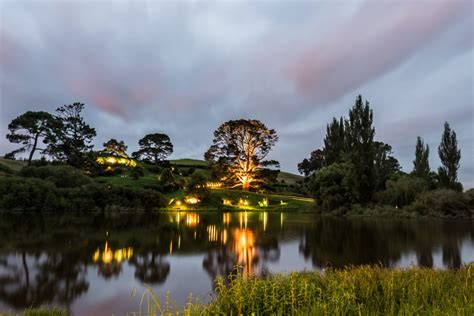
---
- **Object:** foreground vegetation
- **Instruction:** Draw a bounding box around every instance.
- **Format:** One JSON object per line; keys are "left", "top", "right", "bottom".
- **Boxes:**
{"left": 18, "top": 265, "right": 472, "bottom": 315}
{"left": 194, "top": 265, "right": 474, "bottom": 315}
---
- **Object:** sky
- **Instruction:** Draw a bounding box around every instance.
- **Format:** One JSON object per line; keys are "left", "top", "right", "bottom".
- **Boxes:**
{"left": 0, "top": 0, "right": 473, "bottom": 187}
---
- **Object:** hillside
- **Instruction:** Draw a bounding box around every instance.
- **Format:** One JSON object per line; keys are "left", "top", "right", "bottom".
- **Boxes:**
{"left": 171, "top": 158, "right": 303, "bottom": 185}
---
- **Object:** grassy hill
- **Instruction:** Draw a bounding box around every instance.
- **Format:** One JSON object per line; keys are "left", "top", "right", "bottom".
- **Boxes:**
{"left": 171, "top": 158, "right": 303, "bottom": 185}
{"left": 0, "top": 158, "right": 27, "bottom": 174}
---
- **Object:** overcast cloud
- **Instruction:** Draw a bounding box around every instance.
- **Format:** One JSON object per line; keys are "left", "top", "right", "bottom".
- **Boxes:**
{"left": 0, "top": 0, "right": 472, "bottom": 187}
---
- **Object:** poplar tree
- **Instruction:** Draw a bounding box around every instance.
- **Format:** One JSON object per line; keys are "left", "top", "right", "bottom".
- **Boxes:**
{"left": 323, "top": 117, "right": 345, "bottom": 165}
{"left": 412, "top": 136, "right": 430, "bottom": 180}
{"left": 344, "top": 95, "right": 375, "bottom": 203}
{"left": 438, "top": 122, "right": 462, "bottom": 191}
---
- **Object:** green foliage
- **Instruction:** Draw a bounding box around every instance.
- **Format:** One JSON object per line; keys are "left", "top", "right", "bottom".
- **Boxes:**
{"left": 24, "top": 307, "right": 68, "bottom": 316}
{"left": 0, "top": 175, "right": 166, "bottom": 212}
{"left": 205, "top": 119, "right": 279, "bottom": 190}
{"left": 297, "top": 148, "right": 325, "bottom": 177}
{"left": 198, "top": 265, "right": 474, "bottom": 315}
{"left": 6, "top": 111, "right": 57, "bottom": 165}
{"left": 185, "top": 171, "right": 210, "bottom": 200}
{"left": 376, "top": 175, "right": 427, "bottom": 208}
{"left": 345, "top": 95, "right": 375, "bottom": 203}
{"left": 309, "top": 163, "right": 354, "bottom": 212}
{"left": 409, "top": 189, "right": 471, "bottom": 218}
{"left": 323, "top": 116, "right": 345, "bottom": 165}
{"left": 45, "top": 103, "right": 97, "bottom": 167}
{"left": 413, "top": 136, "right": 430, "bottom": 180}
{"left": 19, "top": 165, "right": 92, "bottom": 188}
{"left": 438, "top": 122, "right": 462, "bottom": 191}
{"left": 131, "top": 165, "right": 145, "bottom": 179}
{"left": 373, "top": 141, "right": 400, "bottom": 191}
{"left": 102, "top": 138, "right": 128, "bottom": 156}
{"left": 132, "top": 133, "right": 173, "bottom": 165}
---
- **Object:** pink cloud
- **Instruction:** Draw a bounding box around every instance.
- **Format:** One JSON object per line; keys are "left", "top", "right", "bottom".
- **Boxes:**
{"left": 285, "top": 0, "right": 471, "bottom": 103}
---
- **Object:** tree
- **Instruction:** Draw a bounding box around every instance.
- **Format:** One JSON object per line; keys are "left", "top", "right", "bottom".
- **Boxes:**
{"left": 323, "top": 117, "right": 346, "bottom": 165}
{"left": 344, "top": 95, "right": 375, "bottom": 203}
{"left": 297, "top": 149, "right": 325, "bottom": 177}
{"left": 102, "top": 138, "right": 128, "bottom": 157}
{"left": 46, "top": 103, "right": 96, "bottom": 167}
{"left": 373, "top": 141, "right": 400, "bottom": 191}
{"left": 412, "top": 136, "right": 430, "bottom": 180}
{"left": 6, "top": 111, "right": 56, "bottom": 165}
{"left": 308, "top": 162, "right": 355, "bottom": 212}
{"left": 132, "top": 133, "right": 173, "bottom": 165}
{"left": 438, "top": 122, "right": 462, "bottom": 191}
{"left": 205, "top": 119, "right": 279, "bottom": 190}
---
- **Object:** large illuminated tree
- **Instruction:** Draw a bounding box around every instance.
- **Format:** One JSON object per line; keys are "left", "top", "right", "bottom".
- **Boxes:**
{"left": 205, "top": 119, "right": 279, "bottom": 190}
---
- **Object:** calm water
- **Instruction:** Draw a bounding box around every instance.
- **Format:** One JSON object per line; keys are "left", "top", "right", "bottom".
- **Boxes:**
{"left": 0, "top": 212, "right": 473, "bottom": 315}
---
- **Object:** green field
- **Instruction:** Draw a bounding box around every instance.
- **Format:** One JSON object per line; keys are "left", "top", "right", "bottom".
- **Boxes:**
{"left": 0, "top": 158, "right": 26, "bottom": 173}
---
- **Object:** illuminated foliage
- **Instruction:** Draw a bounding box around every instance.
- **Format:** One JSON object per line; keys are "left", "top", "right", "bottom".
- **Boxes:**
{"left": 205, "top": 119, "right": 279, "bottom": 190}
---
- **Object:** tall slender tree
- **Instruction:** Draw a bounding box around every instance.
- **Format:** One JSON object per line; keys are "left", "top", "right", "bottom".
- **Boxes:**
{"left": 46, "top": 103, "right": 96, "bottom": 167}
{"left": 6, "top": 111, "right": 57, "bottom": 165}
{"left": 412, "top": 136, "right": 430, "bottom": 180}
{"left": 344, "top": 95, "right": 375, "bottom": 203}
{"left": 438, "top": 122, "right": 462, "bottom": 191}
{"left": 323, "top": 117, "right": 345, "bottom": 165}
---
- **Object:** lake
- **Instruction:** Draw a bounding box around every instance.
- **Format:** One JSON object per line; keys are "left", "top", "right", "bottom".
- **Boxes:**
{"left": 0, "top": 212, "right": 473, "bottom": 314}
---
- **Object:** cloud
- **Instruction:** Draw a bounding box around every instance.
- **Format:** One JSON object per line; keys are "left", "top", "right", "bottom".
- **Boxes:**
{"left": 0, "top": 0, "right": 472, "bottom": 187}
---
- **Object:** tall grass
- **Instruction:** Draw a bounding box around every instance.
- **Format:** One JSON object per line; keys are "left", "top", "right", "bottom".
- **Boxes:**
{"left": 198, "top": 265, "right": 474, "bottom": 315}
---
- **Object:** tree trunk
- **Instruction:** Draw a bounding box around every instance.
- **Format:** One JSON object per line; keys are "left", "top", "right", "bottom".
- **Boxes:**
{"left": 242, "top": 180, "right": 250, "bottom": 191}
{"left": 27, "top": 132, "right": 40, "bottom": 166}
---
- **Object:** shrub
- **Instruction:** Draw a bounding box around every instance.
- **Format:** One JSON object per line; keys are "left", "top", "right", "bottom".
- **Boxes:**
{"left": 0, "top": 177, "right": 61, "bottom": 212}
{"left": 185, "top": 171, "right": 210, "bottom": 201}
{"left": 409, "top": 189, "right": 470, "bottom": 218}
{"left": 308, "top": 163, "right": 355, "bottom": 212}
{"left": 376, "top": 175, "right": 427, "bottom": 208}
{"left": 19, "top": 165, "right": 92, "bottom": 188}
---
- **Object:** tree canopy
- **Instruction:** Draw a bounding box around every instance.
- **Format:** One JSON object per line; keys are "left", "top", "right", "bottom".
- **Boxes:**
{"left": 438, "top": 122, "right": 462, "bottom": 191}
{"left": 45, "top": 103, "right": 96, "bottom": 167}
{"left": 297, "top": 149, "right": 325, "bottom": 177}
{"left": 132, "top": 133, "right": 173, "bottom": 165}
{"left": 205, "top": 119, "right": 279, "bottom": 190}
{"left": 6, "top": 111, "right": 57, "bottom": 165}
{"left": 102, "top": 138, "right": 128, "bottom": 157}
{"left": 412, "top": 136, "right": 430, "bottom": 180}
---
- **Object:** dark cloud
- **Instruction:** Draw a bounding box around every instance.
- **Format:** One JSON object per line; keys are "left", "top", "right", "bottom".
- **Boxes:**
{"left": 0, "top": 0, "right": 472, "bottom": 187}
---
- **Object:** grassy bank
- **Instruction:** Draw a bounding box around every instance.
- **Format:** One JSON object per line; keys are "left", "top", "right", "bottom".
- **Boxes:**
{"left": 189, "top": 265, "right": 474, "bottom": 315}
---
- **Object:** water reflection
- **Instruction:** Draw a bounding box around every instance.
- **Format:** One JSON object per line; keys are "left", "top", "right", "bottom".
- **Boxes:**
{"left": 0, "top": 213, "right": 472, "bottom": 313}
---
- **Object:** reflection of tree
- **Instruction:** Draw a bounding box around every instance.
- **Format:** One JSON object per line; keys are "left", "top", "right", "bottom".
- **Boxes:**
{"left": 0, "top": 251, "right": 88, "bottom": 310}
{"left": 442, "top": 242, "right": 461, "bottom": 268}
{"left": 97, "top": 262, "right": 122, "bottom": 279}
{"left": 131, "top": 252, "right": 170, "bottom": 284}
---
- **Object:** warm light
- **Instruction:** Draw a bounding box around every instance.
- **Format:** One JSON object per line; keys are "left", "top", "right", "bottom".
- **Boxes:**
{"left": 223, "top": 212, "right": 231, "bottom": 225}
{"left": 185, "top": 197, "right": 200, "bottom": 204}
{"left": 96, "top": 155, "right": 137, "bottom": 168}
{"left": 238, "top": 198, "right": 249, "bottom": 207}
{"left": 222, "top": 199, "right": 232, "bottom": 206}
{"left": 92, "top": 242, "right": 133, "bottom": 264}
{"left": 233, "top": 228, "right": 256, "bottom": 276}
{"left": 186, "top": 213, "right": 200, "bottom": 227}
{"left": 280, "top": 200, "right": 287, "bottom": 205}
{"left": 176, "top": 200, "right": 182, "bottom": 206}
{"left": 206, "top": 182, "right": 223, "bottom": 189}
{"left": 258, "top": 198, "right": 268, "bottom": 207}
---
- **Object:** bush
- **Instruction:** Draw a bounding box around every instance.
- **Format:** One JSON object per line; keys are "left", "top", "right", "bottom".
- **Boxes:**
{"left": 185, "top": 171, "right": 210, "bottom": 201}
{"left": 409, "top": 189, "right": 471, "bottom": 218}
{"left": 376, "top": 175, "right": 427, "bottom": 208}
{"left": 0, "top": 176, "right": 167, "bottom": 212}
{"left": 19, "top": 165, "right": 92, "bottom": 188}
{"left": 0, "top": 177, "right": 62, "bottom": 211}
{"left": 308, "top": 163, "right": 355, "bottom": 212}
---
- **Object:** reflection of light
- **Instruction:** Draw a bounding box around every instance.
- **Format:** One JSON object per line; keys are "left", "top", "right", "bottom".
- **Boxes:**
{"left": 169, "top": 240, "right": 173, "bottom": 255}
{"left": 223, "top": 212, "right": 231, "bottom": 225}
{"left": 262, "top": 212, "right": 268, "bottom": 231}
{"left": 92, "top": 242, "right": 133, "bottom": 264}
{"left": 186, "top": 213, "right": 200, "bottom": 227}
{"left": 207, "top": 225, "right": 218, "bottom": 242}
{"left": 280, "top": 212, "right": 284, "bottom": 228}
{"left": 178, "top": 235, "right": 181, "bottom": 249}
{"left": 239, "top": 212, "right": 248, "bottom": 229}
{"left": 233, "top": 228, "right": 255, "bottom": 276}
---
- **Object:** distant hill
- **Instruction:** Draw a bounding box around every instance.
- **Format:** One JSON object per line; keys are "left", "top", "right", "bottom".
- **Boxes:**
{"left": 170, "top": 158, "right": 303, "bottom": 185}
